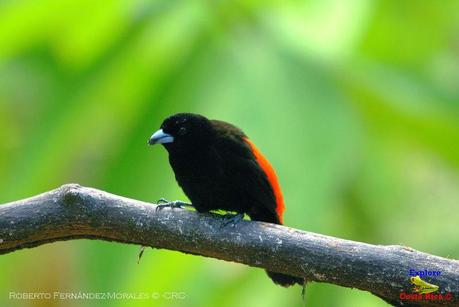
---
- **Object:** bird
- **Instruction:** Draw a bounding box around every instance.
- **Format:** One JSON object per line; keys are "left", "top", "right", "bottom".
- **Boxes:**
{"left": 148, "top": 112, "right": 303, "bottom": 287}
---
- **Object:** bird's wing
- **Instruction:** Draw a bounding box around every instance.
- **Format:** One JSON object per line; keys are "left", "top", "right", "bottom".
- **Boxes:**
{"left": 210, "top": 120, "right": 283, "bottom": 223}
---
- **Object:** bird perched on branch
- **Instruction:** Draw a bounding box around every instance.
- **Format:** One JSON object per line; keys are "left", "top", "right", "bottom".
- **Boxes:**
{"left": 148, "top": 113, "right": 303, "bottom": 287}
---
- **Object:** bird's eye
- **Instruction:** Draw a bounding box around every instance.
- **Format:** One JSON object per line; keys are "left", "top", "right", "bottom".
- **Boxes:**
{"left": 178, "top": 127, "right": 187, "bottom": 136}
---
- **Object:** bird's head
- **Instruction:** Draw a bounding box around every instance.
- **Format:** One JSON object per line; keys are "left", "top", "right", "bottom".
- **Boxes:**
{"left": 148, "top": 113, "right": 215, "bottom": 151}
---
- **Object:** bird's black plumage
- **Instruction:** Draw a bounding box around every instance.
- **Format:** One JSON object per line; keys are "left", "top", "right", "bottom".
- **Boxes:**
{"left": 149, "top": 113, "right": 303, "bottom": 287}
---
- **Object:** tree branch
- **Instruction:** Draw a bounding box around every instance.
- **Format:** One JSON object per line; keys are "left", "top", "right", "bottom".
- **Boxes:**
{"left": 0, "top": 184, "right": 457, "bottom": 306}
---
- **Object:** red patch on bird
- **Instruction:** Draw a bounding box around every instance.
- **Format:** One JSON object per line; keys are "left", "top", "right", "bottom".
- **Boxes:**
{"left": 244, "top": 138, "right": 285, "bottom": 224}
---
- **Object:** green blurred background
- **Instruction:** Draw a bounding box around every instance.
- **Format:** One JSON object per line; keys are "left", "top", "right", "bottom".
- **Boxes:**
{"left": 1, "top": 0, "right": 459, "bottom": 306}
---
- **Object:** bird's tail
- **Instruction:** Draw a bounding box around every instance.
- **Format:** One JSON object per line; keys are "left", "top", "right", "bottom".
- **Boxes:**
{"left": 266, "top": 271, "right": 304, "bottom": 287}
{"left": 248, "top": 211, "right": 304, "bottom": 287}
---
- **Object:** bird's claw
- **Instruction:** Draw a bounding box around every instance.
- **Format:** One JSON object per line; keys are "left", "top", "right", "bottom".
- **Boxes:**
{"left": 220, "top": 213, "right": 244, "bottom": 229}
{"left": 155, "top": 198, "right": 191, "bottom": 212}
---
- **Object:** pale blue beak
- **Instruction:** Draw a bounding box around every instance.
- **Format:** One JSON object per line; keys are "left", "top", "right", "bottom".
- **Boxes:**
{"left": 148, "top": 129, "right": 174, "bottom": 145}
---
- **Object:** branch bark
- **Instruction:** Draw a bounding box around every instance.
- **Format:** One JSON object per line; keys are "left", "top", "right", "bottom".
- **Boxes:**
{"left": 0, "top": 184, "right": 457, "bottom": 306}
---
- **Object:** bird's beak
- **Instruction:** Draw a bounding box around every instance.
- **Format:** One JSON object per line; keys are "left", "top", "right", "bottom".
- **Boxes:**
{"left": 148, "top": 129, "right": 174, "bottom": 145}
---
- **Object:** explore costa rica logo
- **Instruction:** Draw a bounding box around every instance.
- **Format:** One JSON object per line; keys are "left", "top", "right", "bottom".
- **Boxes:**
{"left": 399, "top": 269, "right": 454, "bottom": 302}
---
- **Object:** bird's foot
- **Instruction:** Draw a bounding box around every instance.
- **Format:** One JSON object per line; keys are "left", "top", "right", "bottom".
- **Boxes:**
{"left": 220, "top": 213, "right": 245, "bottom": 229}
{"left": 155, "top": 198, "right": 192, "bottom": 212}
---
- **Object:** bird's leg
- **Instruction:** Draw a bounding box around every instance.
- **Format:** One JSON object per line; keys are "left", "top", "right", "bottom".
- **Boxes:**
{"left": 155, "top": 198, "right": 192, "bottom": 211}
{"left": 220, "top": 212, "right": 245, "bottom": 228}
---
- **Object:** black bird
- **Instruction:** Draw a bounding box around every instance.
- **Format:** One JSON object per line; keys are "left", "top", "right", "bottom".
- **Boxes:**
{"left": 149, "top": 113, "right": 303, "bottom": 287}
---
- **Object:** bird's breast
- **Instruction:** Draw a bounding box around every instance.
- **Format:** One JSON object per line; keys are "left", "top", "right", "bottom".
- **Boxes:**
{"left": 167, "top": 149, "right": 238, "bottom": 212}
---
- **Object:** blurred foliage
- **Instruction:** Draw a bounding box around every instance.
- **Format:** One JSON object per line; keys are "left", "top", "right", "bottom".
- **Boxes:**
{"left": 1, "top": 0, "right": 459, "bottom": 306}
